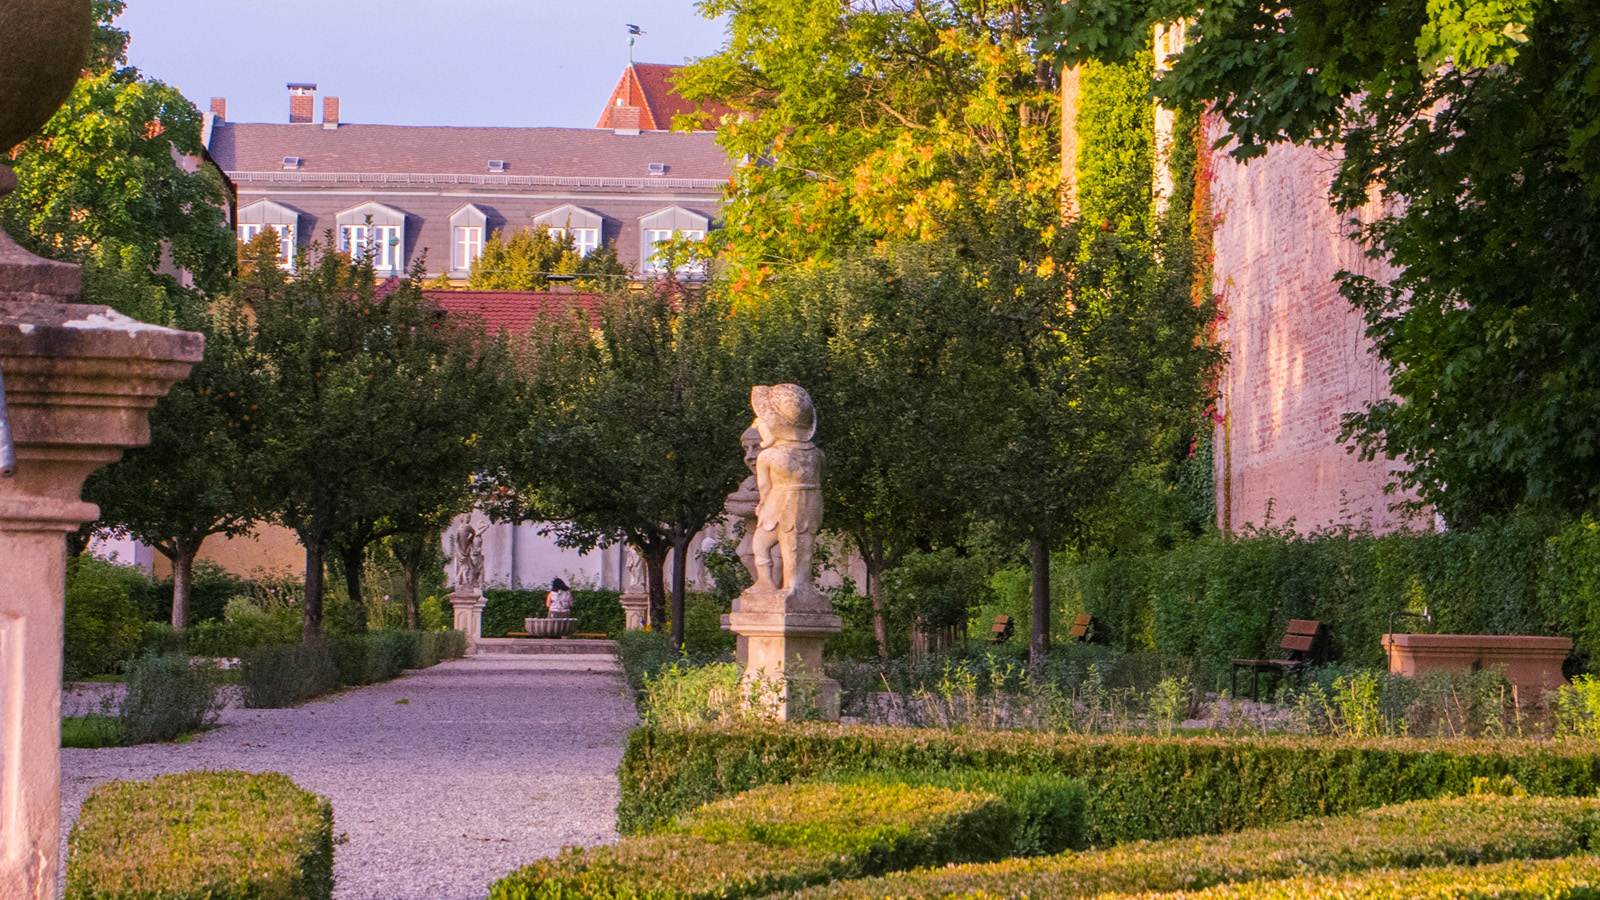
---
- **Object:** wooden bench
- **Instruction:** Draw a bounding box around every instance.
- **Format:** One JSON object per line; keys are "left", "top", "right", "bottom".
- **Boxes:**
{"left": 989, "top": 615, "right": 1015, "bottom": 645}
{"left": 1068, "top": 614, "right": 1098, "bottom": 644}
{"left": 1230, "top": 619, "right": 1328, "bottom": 701}
{"left": 573, "top": 632, "right": 609, "bottom": 639}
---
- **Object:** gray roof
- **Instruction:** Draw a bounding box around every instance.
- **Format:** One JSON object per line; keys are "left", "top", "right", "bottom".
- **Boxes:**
{"left": 208, "top": 123, "right": 733, "bottom": 183}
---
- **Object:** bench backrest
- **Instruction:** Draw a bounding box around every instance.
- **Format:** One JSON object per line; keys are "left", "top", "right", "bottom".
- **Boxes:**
{"left": 1069, "top": 614, "right": 1095, "bottom": 642}
{"left": 1280, "top": 619, "right": 1327, "bottom": 660}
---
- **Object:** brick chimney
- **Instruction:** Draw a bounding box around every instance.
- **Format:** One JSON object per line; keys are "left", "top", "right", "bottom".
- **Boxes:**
{"left": 209, "top": 97, "right": 226, "bottom": 122}
{"left": 287, "top": 83, "right": 317, "bottom": 124}
{"left": 322, "top": 96, "right": 339, "bottom": 130}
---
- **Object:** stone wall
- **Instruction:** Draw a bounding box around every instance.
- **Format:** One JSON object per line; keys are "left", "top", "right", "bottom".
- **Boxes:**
{"left": 1208, "top": 136, "right": 1417, "bottom": 533}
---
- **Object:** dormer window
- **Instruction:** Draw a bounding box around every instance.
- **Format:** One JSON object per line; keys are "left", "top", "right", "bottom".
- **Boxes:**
{"left": 282, "top": 156, "right": 301, "bottom": 169}
{"left": 449, "top": 204, "right": 490, "bottom": 274}
{"left": 236, "top": 199, "right": 300, "bottom": 271}
{"left": 647, "top": 162, "right": 667, "bottom": 176}
{"left": 335, "top": 201, "right": 408, "bottom": 276}
{"left": 533, "top": 204, "right": 605, "bottom": 258}
{"left": 487, "top": 160, "right": 506, "bottom": 173}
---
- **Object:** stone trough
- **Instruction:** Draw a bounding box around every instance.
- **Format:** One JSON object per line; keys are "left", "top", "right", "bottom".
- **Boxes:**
{"left": 1382, "top": 633, "right": 1573, "bottom": 704}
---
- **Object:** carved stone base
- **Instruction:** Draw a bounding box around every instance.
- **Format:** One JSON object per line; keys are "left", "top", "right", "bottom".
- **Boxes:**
{"left": 619, "top": 592, "right": 648, "bottom": 631}
{"left": 449, "top": 589, "right": 487, "bottom": 650}
{"left": 727, "top": 609, "right": 842, "bottom": 721}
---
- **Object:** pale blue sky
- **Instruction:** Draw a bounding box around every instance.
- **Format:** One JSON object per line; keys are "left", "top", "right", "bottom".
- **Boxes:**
{"left": 120, "top": 1, "right": 730, "bottom": 128}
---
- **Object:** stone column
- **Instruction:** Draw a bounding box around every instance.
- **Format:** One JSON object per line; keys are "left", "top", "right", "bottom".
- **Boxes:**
{"left": 619, "top": 593, "right": 648, "bottom": 631}
{"left": 449, "top": 588, "right": 487, "bottom": 650}
{"left": 0, "top": 240, "right": 202, "bottom": 898}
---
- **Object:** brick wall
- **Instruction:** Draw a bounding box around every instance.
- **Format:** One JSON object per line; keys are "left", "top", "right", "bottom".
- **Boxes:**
{"left": 1208, "top": 135, "right": 1417, "bottom": 533}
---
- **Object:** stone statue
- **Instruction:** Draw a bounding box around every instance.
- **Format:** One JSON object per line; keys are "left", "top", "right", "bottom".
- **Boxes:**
{"left": 723, "top": 421, "right": 765, "bottom": 583}
{"left": 624, "top": 544, "right": 645, "bottom": 592}
{"left": 750, "top": 384, "right": 824, "bottom": 604}
{"left": 443, "top": 511, "right": 489, "bottom": 593}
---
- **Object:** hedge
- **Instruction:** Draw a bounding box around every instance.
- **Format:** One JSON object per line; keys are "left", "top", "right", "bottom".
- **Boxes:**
{"left": 482, "top": 588, "right": 625, "bottom": 638}
{"left": 488, "top": 781, "right": 1022, "bottom": 900}
{"left": 617, "top": 724, "right": 1600, "bottom": 844}
{"left": 65, "top": 770, "right": 334, "bottom": 900}
{"left": 799, "top": 795, "right": 1600, "bottom": 900}
{"left": 241, "top": 630, "right": 466, "bottom": 708}
{"left": 823, "top": 770, "right": 1087, "bottom": 857}
{"left": 1114, "top": 857, "right": 1600, "bottom": 900}
{"left": 1036, "top": 517, "right": 1600, "bottom": 673}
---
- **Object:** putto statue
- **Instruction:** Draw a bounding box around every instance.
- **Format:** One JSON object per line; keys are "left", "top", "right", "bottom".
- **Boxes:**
{"left": 749, "top": 384, "right": 824, "bottom": 606}
{"left": 723, "top": 422, "right": 765, "bottom": 583}
{"left": 443, "top": 511, "right": 489, "bottom": 593}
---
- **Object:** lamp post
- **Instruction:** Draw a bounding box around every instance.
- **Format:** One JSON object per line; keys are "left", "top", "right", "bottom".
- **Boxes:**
{"left": 0, "top": 3, "right": 204, "bottom": 895}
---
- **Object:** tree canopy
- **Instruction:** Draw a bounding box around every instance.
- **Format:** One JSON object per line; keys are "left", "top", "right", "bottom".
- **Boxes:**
{"left": 467, "top": 226, "right": 628, "bottom": 292}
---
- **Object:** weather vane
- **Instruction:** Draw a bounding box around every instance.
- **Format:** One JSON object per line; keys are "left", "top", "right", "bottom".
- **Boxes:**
{"left": 627, "top": 24, "right": 645, "bottom": 64}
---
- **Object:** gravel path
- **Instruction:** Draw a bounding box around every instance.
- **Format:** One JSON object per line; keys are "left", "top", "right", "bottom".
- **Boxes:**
{"left": 59, "top": 653, "right": 637, "bottom": 900}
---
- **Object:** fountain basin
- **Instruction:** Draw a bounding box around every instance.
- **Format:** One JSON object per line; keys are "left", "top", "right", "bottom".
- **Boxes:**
{"left": 525, "top": 616, "right": 577, "bottom": 639}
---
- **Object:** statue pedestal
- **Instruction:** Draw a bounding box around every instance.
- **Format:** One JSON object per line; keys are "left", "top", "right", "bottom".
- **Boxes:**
{"left": 449, "top": 589, "right": 487, "bottom": 651}
{"left": 619, "top": 592, "right": 648, "bottom": 630}
{"left": 0, "top": 253, "right": 201, "bottom": 898}
{"left": 727, "top": 603, "right": 841, "bottom": 721}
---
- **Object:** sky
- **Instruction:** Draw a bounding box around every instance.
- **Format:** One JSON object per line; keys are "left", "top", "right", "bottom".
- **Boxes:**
{"left": 119, "top": 1, "right": 731, "bottom": 129}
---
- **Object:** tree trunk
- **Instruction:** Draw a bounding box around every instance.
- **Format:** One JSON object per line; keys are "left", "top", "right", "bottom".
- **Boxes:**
{"left": 670, "top": 532, "right": 691, "bottom": 653}
{"left": 390, "top": 529, "right": 429, "bottom": 631}
{"left": 170, "top": 548, "right": 196, "bottom": 630}
{"left": 1030, "top": 537, "right": 1050, "bottom": 669}
{"left": 303, "top": 541, "right": 325, "bottom": 642}
{"left": 340, "top": 541, "right": 368, "bottom": 632}
{"left": 644, "top": 546, "right": 669, "bottom": 631}
{"left": 860, "top": 535, "right": 888, "bottom": 659}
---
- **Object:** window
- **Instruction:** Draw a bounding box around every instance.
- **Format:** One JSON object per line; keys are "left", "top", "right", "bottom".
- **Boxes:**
{"left": 454, "top": 225, "right": 483, "bottom": 271}
{"left": 550, "top": 226, "right": 601, "bottom": 257}
{"left": 237, "top": 222, "right": 296, "bottom": 269}
{"left": 644, "top": 228, "right": 706, "bottom": 273}
{"left": 343, "top": 224, "right": 405, "bottom": 274}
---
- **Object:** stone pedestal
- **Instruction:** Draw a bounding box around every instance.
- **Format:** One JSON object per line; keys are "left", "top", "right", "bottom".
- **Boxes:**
{"left": 619, "top": 592, "right": 648, "bottom": 631}
{"left": 728, "top": 597, "right": 841, "bottom": 721}
{"left": 0, "top": 242, "right": 202, "bottom": 899}
{"left": 449, "top": 589, "right": 487, "bottom": 650}
{"left": 1383, "top": 633, "right": 1573, "bottom": 705}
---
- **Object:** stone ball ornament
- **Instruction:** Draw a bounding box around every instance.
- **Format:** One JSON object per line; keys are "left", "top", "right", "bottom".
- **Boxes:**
{"left": 0, "top": 0, "right": 93, "bottom": 157}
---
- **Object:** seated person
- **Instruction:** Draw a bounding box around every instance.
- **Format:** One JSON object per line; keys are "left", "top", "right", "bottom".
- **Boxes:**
{"left": 546, "top": 578, "right": 574, "bottom": 617}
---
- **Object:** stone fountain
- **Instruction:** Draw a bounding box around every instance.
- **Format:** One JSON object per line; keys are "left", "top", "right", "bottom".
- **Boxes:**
{"left": 0, "top": 2, "right": 204, "bottom": 895}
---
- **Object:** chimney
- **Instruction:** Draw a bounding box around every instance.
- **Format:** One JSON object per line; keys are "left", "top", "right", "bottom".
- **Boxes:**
{"left": 287, "top": 83, "right": 317, "bottom": 124}
{"left": 611, "top": 106, "right": 641, "bottom": 136}
{"left": 322, "top": 96, "right": 339, "bottom": 130}
{"left": 209, "top": 97, "right": 226, "bottom": 122}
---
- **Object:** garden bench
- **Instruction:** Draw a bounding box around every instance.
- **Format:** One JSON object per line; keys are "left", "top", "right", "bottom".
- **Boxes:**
{"left": 989, "top": 615, "right": 1014, "bottom": 644}
{"left": 1230, "top": 619, "right": 1329, "bottom": 701}
{"left": 573, "top": 632, "right": 608, "bottom": 639}
{"left": 1068, "top": 614, "right": 1098, "bottom": 644}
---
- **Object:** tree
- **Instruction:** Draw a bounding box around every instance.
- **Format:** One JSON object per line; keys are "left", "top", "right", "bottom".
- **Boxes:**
{"left": 468, "top": 226, "right": 628, "bottom": 292}
{"left": 250, "top": 239, "right": 513, "bottom": 639}
{"left": 83, "top": 261, "right": 267, "bottom": 629}
{"left": 499, "top": 283, "right": 751, "bottom": 650}
{"left": 674, "top": 0, "right": 1063, "bottom": 284}
{"left": 1046, "top": 0, "right": 1600, "bottom": 525}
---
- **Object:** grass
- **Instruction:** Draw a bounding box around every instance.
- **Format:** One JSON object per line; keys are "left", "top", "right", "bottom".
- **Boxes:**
{"left": 61, "top": 716, "right": 121, "bottom": 749}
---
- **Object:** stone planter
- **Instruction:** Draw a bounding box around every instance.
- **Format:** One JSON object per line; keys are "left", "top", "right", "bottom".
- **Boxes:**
{"left": 525, "top": 616, "right": 577, "bottom": 638}
{"left": 1382, "top": 633, "right": 1572, "bottom": 704}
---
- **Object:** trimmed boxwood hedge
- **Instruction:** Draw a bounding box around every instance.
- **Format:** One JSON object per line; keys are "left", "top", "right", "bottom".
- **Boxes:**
{"left": 66, "top": 770, "right": 334, "bottom": 900}
{"left": 798, "top": 795, "right": 1600, "bottom": 900}
{"left": 618, "top": 724, "right": 1600, "bottom": 844}
{"left": 488, "top": 781, "right": 1021, "bottom": 900}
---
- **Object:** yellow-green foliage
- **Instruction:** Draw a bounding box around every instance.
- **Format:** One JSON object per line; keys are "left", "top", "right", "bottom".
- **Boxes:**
{"left": 66, "top": 770, "right": 333, "bottom": 900}
{"left": 488, "top": 782, "right": 1017, "bottom": 900}
{"left": 800, "top": 796, "right": 1600, "bottom": 900}
{"left": 618, "top": 724, "right": 1600, "bottom": 842}
{"left": 1099, "top": 856, "right": 1600, "bottom": 900}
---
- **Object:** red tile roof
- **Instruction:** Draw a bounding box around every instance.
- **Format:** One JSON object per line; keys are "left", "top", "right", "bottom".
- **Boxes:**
{"left": 425, "top": 288, "right": 602, "bottom": 333}
{"left": 597, "top": 63, "right": 733, "bottom": 131}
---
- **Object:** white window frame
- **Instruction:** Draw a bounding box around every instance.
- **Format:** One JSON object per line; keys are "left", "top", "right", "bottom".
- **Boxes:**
{"left": 454, "top": 225, "right": 483, "bottom": 271}
{"left": 644, "top": 228, "right": 706, "bottom": 274}
{"left": 238, "top": 222, "right": 297, "bottom": 270}
{"left": 343, "top": 223, "right": 405, "bottom": 274}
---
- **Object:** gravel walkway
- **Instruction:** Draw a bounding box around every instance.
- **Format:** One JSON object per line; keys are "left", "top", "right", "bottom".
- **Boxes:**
{"left": 59, "top": 653, "right": 637, "bottom": 900}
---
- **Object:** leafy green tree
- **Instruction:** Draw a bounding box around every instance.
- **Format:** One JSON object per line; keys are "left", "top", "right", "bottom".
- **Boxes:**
{"left": 468, "top": 226, "right": 628, "bottom": 291}
{"left": 498, "top": 284, "right": 750, "bottom": 650}
{"left": 250, "top": 239, "right": 514, "bottom": 639}
{"left": 1047, "top": 0, "right": 1600, "bottom": 525}
{"left": 675, "top": 0, "right": 1062, "bottom": 285}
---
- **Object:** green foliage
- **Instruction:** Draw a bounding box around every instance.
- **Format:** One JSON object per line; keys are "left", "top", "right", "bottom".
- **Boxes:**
{"left": 118, "top": 653, "right": 219, "bottom": 745}
{"left": 827, "top": 770, "right": 1089, "bottom": 857}
{"left": 642, "top": 661, "right": 746, "bottom": 726}
{"left": 467, "top": 225, "right": 628, "bottom": 290}
{"left": 619, "top": 629, "right": 687, "bottom": 696}
{"left": 61, "top": 716, "right": 123, "bottom": 750}
{"left": 482, "top": 589, "right": 625, "bottom": 638}
{"left": 616, "top": 724, "right": 1600, "bottom": 843}
{"left": 1555, "top": 675, "right": 1600, "bottom": 739}
{"left": 801, "top": 796, "right": 1600, "bottom": 900}
{"left": 882, "top": 549, "right": 994, "bottom": 632}
{"left": 238, "top": 631, "right": 465, "bottom": 708}
{"left": 64, "top": 556, "right": 147, "bottom": 680}
{"left": 66, "top": 771, "right": 334, "bottom": 900}
{"left": 184, "top": 595, "right": 302, "bottom": 658}
{"left": 487, "top": 781, "right": 1019, "bottom": 900}
{"left": 1074, "top": 56, "right": 1155, "bottom": 243}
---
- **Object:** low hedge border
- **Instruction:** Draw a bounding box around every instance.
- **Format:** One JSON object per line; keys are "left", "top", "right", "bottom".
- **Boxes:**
{"left": 618, "top": 724, "right": 1600, "bottom": 844}
{"left": 824, "top": 770, "right": 1088, "bottom": 856}
{"left": 66, "top": 770, "right": 334, "bottom": 900}
{"left": 241, "top": 630, "right": 466, "bottom": 708}
{"left": 489, "top": 781, "right": 1021, "bottom": 900}
{"left": 798, "top": 795, "right": 1600, "bottom": 900}
{"left": 1103, "top": 856, "right": 1600, "bottom": 900}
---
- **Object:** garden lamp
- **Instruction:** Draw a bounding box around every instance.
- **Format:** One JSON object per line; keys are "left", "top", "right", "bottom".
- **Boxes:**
{"left": 1388, "top": 606, "right": 1432, "bottom": 636}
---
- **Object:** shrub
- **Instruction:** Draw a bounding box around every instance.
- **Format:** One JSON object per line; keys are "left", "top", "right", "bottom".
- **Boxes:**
{"left": 240, "top": 641, "right": 339, "bottom": 708}
{"left": 799, "top": 795, "right": 1600, "bottom": 900}
{"left": 883, "top": 548, "right": 993, "bottom": 632}
{"left": 827, "top": 770, "right": 1088, "bottom": 856}
{"left": 61, "top": 715, "right": 122, "bottom": 749}
{"left": 617, "top": 724, "right": 1600, "bottom": 843}
{"left": 487, "top": 781, "right": 1017, "bottom": 900}
{"left": 642, "top": 661, "right": 745, "bottom": 725}
{"left": 133, "top": 561, "right": 248, "bottom": 624}
{"left": 618, "top": 629, "right": 684, "bottom": 695}
{"left": 184, "top": 596, "right": 301, "bottom": 658}
{"left": 118, "top": 653, "right": 219, "bottom": 745}
{"left": 1132, "top": 857, "right": 1600, "bottom": 900}
{"left": 135, "top": 621, "right": 186, "bottom": 657}
{"left": 64, "top": 555, "right": 147, "bottom": 679}
{"left": 66, "top": 770, "right": 334, "bottom": 900}
{"left": 483, "top": 588, "right": 625, "bottom": 638}
{"left": 418, "top": 629, "right": 467, "bottom": 666}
